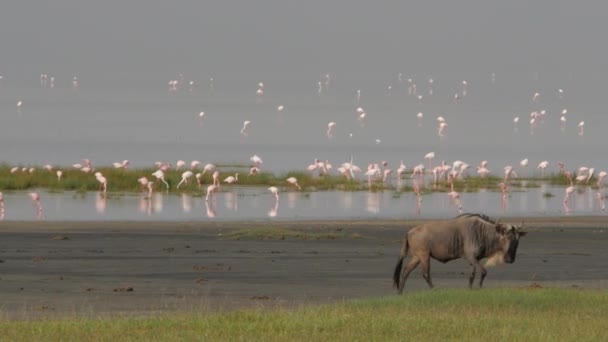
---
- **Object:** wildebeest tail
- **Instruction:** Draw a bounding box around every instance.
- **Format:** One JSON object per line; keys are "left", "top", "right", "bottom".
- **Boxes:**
{"left": 392, "top": 238, "right": 409, "bottom": 288}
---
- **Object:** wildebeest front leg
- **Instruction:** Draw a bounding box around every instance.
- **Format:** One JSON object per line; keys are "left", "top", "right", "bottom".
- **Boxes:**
{"left": 477, "top": 262, "right": 488, "bottom": 288}
{"left": 465, "top": 256, "right": 487, "bottom": 288}
{"left": 468, "top": 263, "right": 476, "bottom": 288}
{"left": 398, "top": 257, "right": 420, "bottom": 294}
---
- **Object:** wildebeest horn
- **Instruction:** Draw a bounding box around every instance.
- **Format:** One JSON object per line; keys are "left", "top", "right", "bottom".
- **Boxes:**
{"left": 519, "top": 220, "right": 528, "bottom": 236}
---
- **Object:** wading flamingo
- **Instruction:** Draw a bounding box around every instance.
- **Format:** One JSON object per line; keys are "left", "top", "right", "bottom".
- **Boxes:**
{"left": 152, "top": 170, "right": 170, "bottom": 190}
{"left": 0, "top": 192, "right": 4, "bottom": 219}
{"left": 286, "top": 177, "right": 301, "bottom": 190}
{"left": 176, "top": 171, "right": 194, "bottom": 189}
{"left": 223, "top": 173, "right": 239, "bottom": 184}
{"left": 29, "top": 192, "right": 43, "bottom": 219}
{"left": 563, "top": 171, "right": 575, "bottom": 213}
{"left": 205, "top": 184, "right": 218, "bottom": 202}
{"left": 95, "top": 172, "right": 107, "bottom": 193}
{"left": 268, "top": 186, "right": 279, "bottom": 201}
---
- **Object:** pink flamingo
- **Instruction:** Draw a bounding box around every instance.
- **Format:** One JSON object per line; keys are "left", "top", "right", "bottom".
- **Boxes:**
{"left": 113, "top": 160, "right": 129, "bottom": 169}
{"left": 268, "top": 186, "right": 279, "bottom": 201}
{"left": 176, "top": 171, "right": 194, "bottom": 189}
{"left": 195, "top": 173, "right": 203, "bottom": 188}
{"left": 595, "top": 193, "right": 605, "bottom": 212}
{"left": 0, "top": 192, "right": 5, "bottom": 219}
{"left": 175, "top": 160, "right": 186, "bottom": 170}
{"left": 438, "top": 122, "right": 447, "bottom": 138}
{"left": 498, "top": 182, "right": 508, "bottom": 212}
{"left": 532, "top": 92, "right": 540, "bottom": 103}
{"left": 241, "top": 120, "right": 251, "bottom": 136}
{"left": 223, "top": 173, "right": 239, "bottom": 184}
{"left": 563, "top": 171, "right": 575, "bottom": 213}
{"left": 212, "top": 170, "right": 220, "bottom": 187}
{"left": 477, "top": 166, "right": 490, "bottom": 178}
{"left": 413, "top": 180, "right": 422, "bottom": 214}
{"left": 249, "top": 166, "right": 260, "bottom": 176}
{"left": 205, "top": 184, "right": 218, "bottom": 202}
{"left": 152, "top": 170, "right": 170, "bottom": 190}
{"left": 95, "top": 172, "right": 107, "bottom": 193}
{"left": 597, "top": 171, "right": 607, "bottom": 187}
{"left": 250, "top": 154, "right": 263, "bottom": 166}
{"left": 145, "top": 181, "right": 154, "bottom": 199}
{"left": 396, "top": 161, "right": 407, "bottom": 179}
{"left": 286, "top": 177, "right": 301, "bottom": 190}
{"left": 327, "top": 121, "right": 336, "bottom": 139}
{"left": 537, "top": 161, "right": 549, "bottom": 178}
{"left": 201, "top": 163, "right": 216, "bottom": 176}
{"left": 29, "top": 192, "right": 43, "bottom": 219}
{"left": 424, "top": 152, "right": 435, "bottom": 169}
{"left": 382, "top": 168, "right": 393, "bottom": 184}
{"left": 137, "top": 177, "right": 150, "bottom": 190}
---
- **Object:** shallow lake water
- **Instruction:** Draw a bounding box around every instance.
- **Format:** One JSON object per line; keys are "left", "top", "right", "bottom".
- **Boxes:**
{"left": 0, "top": 183, "right": 604, "bottom": 222}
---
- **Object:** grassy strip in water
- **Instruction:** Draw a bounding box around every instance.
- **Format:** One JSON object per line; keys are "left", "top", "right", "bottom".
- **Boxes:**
{"left": 0, "top": 288, "right": 606, "bottom": 340}
{"left": 0, "top": 164, "right": 595, "bottom": 194}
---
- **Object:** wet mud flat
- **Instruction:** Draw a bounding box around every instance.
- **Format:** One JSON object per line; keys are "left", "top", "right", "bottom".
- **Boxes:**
{"left": 1, "top": 218, "right": 607, "bottom": 318}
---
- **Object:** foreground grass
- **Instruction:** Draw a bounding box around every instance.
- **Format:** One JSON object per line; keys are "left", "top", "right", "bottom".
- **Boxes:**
{"left": 1, "top": 288, "right": 606, "bottom": 341}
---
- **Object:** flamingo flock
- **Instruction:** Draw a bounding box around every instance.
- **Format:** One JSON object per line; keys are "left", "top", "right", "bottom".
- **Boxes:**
{"left": 0, "top": 71, "right": 605, "bottom": 220}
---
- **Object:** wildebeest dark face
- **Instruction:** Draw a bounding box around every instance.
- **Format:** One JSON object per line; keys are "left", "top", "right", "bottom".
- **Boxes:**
{"left": 503, "top": 224, "right": 525, "bottom": 263}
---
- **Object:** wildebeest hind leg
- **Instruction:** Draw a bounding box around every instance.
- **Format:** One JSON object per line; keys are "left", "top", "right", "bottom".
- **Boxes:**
{"left": 420, "top": 258, "right": 434, "bottom": 288}
{"left": 398, "top": 257, "right": 420, "bottom": 294}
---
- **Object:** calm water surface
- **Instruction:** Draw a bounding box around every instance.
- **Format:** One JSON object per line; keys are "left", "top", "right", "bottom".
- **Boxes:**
{"left": 0, "top": 184, "right": 604, "bottom": 222}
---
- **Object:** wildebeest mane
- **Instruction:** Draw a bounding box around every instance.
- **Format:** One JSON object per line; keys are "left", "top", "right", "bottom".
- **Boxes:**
{"left": 455, "top": 213, "right": 497, "bottom": 224}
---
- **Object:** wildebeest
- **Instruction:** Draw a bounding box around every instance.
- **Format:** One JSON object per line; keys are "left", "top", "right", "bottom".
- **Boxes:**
{"left": 393, "top": 213, "right": 526, "bottom": 293}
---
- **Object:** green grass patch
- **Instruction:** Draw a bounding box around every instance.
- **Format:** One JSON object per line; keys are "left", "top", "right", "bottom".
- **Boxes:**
{"left": 0, "top": 164, "right": 593, "bottom": 194}
{"left": 222, "top": 227, "right": 364, "bottom": 240}
{"left": 0, "top": 288, "right": 606, "bottom": 340}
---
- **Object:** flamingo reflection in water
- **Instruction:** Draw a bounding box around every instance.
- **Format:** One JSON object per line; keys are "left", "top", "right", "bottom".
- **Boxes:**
{"left": 413, "top": 180, "right": 422, "bottom": 215}
{"left": 96, "top": 193, "right": 106, "bottom": 214}
{"left": 181, "top": 193, "right": 192, "bottom": 213}
{"left": 205, "top": 200, "right": 217, "bottom": 218}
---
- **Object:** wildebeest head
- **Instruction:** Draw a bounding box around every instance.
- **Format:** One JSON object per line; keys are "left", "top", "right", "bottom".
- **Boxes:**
{"left": 486, "top": 222, "right": 527, "bottom": 266}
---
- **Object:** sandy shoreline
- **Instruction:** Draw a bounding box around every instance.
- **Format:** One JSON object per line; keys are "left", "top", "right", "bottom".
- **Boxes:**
{"left": 1, "top": 216, "right": 607, "bottom": 319}
{"left": 2, "top": 215, "right": 608, "bottom": 232}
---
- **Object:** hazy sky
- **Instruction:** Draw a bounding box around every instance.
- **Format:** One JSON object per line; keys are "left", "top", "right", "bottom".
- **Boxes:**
{"left": 1, "top": 1, "right": 606, "bottom": 81}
